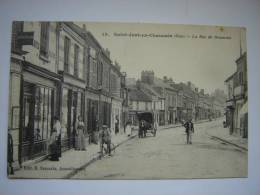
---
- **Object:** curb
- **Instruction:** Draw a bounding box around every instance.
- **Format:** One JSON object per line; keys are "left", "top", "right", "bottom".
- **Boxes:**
{"left": 210, "top": 135, "right": 248, "bottom": 151}
{"left": 64, "top": 133, "right": 138, "bottom": 179}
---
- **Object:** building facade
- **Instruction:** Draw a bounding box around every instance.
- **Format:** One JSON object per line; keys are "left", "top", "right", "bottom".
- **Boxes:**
{"left": 9, "top": 22, "right": 62, "bottom": 167}
{"left": 8, "top": 22, "right": 129, "bottom": 168}
{"left": 225, "top": 52, "right": 248, "bottom": 138}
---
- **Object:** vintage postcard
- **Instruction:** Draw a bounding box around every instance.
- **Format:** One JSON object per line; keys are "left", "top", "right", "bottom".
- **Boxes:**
{"left": 7, "top": 21, "right": 247, "bottom": 179}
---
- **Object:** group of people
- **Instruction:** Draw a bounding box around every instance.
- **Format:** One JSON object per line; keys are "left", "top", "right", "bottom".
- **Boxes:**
{"left": 49, "top": 115, "right": 127, "bottom": 160}
{"left": 48, "top": 115, "right": 86, "bottom": 161}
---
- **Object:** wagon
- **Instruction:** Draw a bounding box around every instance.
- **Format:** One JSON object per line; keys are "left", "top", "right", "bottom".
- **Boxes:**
{"left": 137, "top": 112, "right": 157, "bottom": 137}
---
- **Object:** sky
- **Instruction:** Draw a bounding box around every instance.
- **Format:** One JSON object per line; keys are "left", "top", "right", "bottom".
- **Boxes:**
{"left": 77, "top": 22, "right": 246, "bottom": 94}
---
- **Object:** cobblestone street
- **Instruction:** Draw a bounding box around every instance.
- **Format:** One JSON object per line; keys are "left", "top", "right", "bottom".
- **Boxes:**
{"left": 73, "top": 119, "right": 247, "bottom": 179}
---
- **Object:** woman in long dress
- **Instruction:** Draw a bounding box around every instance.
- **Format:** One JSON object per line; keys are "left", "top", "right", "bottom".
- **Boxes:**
{"left": 125, "top": 122, "right": 132, "bottom": 137}
{"left": 75, "top": 115, "right": 86, "bottom": 151}
{"left": 49, "top": 116, "right": 61, "bottom": 161}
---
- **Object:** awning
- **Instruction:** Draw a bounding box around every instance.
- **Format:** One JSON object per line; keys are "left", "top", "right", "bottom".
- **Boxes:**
{"left": 239, "top": 101, "right": 248, "bottom": 115}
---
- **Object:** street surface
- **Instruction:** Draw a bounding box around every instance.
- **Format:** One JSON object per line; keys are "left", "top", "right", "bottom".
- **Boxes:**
{"left": 73, "top": 119, "right": 247, "bottom": 179}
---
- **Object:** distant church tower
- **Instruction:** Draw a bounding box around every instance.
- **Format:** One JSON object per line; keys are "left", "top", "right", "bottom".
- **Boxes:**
{"left": 141, "top": 70, "right": 155, "bottom": 85}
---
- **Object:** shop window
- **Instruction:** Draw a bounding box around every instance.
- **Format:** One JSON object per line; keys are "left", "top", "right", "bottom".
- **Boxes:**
{"left": 40, "top": 22, "right": 50, "bottom": 58}
{"left": 33, "top": 87, "right": 53, "bottom": 141}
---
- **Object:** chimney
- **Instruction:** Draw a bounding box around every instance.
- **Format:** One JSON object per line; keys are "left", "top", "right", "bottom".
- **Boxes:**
{"left": 136, "top": 80, "right": 141, "bottom": 90}
{"left": 187, "top": 81, "right": 191, "bottom": 88}
{"left": 105, "top": 48, "right": 110, "bottom": 58}
{"left": 82, "top": 24, "right": 87, "bottom": 31}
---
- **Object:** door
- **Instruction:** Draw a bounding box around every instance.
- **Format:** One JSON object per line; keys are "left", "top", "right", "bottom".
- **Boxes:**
{"left": 67, "top": 90, "right": 78, "bottom": 148}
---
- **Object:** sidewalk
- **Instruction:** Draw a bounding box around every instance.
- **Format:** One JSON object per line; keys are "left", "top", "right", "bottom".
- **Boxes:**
{"left": 10, "top": 131, "right": 138, "bottom": 179}
{"left": 205, "top": 119, "right": 248, "bottom": 150}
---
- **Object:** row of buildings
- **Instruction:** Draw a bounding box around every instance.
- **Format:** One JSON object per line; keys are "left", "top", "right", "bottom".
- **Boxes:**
{"left": 9, "top": 22, "right": 128, "bottom": 168}
{"left": 127, "top": 71, "right": 226, "bottom": 126}
{"left": 225, "top": 52, "right": 248, "bottom": 138}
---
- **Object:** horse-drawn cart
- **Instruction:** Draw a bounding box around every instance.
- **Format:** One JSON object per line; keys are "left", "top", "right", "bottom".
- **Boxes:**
{"left": 137, "top": 112, "right": 157, "bottom": 138}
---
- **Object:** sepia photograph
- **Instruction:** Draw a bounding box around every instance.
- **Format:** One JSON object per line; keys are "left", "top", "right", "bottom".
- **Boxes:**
{"left": 7, "top": 21, "right": 248, "bottom": 179}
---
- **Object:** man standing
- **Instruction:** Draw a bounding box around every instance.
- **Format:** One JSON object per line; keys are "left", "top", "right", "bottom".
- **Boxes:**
{"left": 99, "top": 125, "right": 112, "bottom": 156}
{"left": 184, "top": 119, "right": 194, "bottom": 144}
{"left": 115, "top": 115, "right": 119, "bottom": 135}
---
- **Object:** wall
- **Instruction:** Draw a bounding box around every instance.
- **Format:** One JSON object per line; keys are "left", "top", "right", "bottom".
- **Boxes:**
{"left": 23, "top": 22, "right": 57, "bottom": 73}
{"left": 58, "top": 24, "right": 85, "bottom": 80}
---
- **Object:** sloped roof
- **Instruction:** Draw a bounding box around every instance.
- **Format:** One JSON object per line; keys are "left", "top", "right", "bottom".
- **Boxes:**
{"left": 64, "top": 22, "right": 86, "bottom": 39}
{"left": 128, "top": 87, "right": 152, "bottom": 102}
{"left": 140, "top": 82, "right": 164, "bottom": 98}
{"left": 154, "top": 77, "right": 178, "bottom": 92}
{"left": 225, "top": 72, "right": 236, "bottom": 82}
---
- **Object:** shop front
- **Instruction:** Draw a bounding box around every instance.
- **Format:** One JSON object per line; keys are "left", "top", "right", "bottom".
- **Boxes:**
{"left": 99, "top": 94, "right": 111, "bottom": 128}
{"left": 167, "top": 107, "right": 177, "bottom": 124}
{"left": 159, "top": 110, "right": 165, "bottom": 126}
{"left": 61, "top": 86, "right": 84, "bottom": 150}
{"left": 59, "top": 71, "right": 85, "bottom": 150}
{"left": 19, "top": 62, "right": 61, "bottom": 164}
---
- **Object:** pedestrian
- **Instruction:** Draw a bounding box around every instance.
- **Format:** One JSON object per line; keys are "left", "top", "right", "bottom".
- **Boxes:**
{"left": 99, "top": 125, "right": 112, "bottom": 156}
{"left": 8, "top": 131, "right": 14, "bottom": 175}
{"left": 139, "top": 120, "right": 145, "bottom": 138}
{"left": 49, "top": 116, "right": 61, "bottom": 161}
{"left": 125, "top": 121, "right": 132, "bottom": 137}
{"left": 35, "top": 128, "right": 41, "bottom": 141}
{"left": 184, "top": 119, "right": 194, "bottom": 144}
{"left": 154, "top": 119, "right": 158, "bottom": 134}
{"left": 115, "top": 115, "right": 119, "bottom": 135}
{"left": 75, "top": 115, "right": 86, "bottom": 151}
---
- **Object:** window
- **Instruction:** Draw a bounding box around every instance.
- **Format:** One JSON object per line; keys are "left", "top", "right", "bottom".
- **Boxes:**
{"left": 98, "top": 62, "right": 103, "bottom": 86}
{"left": 239, "top": 72, "right": 243, "bottom": 85}
{"left": 145, "top": 102, "right": 148, "bottom": 110}
{"left": 12, "top": 21, "right": 23, "bottom": 51}
{"left": 74, "top": 44, "right": 79, "bottom": 77}
{"left": 64, "top": 36, "right": 71, "bottom": 73}
{"left": 40, "top": 22, "right": 50, "bottom": 58}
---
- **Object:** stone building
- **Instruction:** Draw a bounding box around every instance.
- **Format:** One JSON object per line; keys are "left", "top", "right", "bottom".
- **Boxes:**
{"left": 8, "top": 22, "right": 129, "bottom": 168}
{"left": 225, "top": 52, "right": 248, "bottom": 138}
{"left": 9, "top": 22, "right": 62, "bottom": 167}
{"left": 140, "top": 71, "right": 167, "bottom": 125}
{"left": 110, "top": 62, "right": 123, "bottom": 134}
{"left": 57, "top": 22, "right": 86, "bottom": 149}
{"left": 128, "top": 85, "right": 153, "bottom": 126}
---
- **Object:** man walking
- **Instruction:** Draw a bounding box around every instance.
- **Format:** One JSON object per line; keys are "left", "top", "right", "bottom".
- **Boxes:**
{"left": 184, "top": 119, "right": 194, "bottom": 144}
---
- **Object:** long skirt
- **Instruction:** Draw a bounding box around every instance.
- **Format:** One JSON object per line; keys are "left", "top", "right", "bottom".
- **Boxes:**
{"left": 49, "top": 142, "right": 59, "bottom": 161}
{"left": 76, "top": 129, "right": 86, "bottom": 150}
